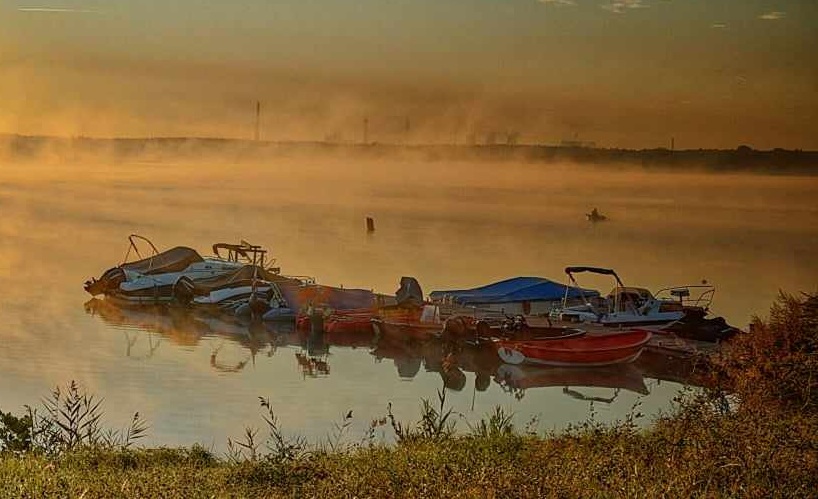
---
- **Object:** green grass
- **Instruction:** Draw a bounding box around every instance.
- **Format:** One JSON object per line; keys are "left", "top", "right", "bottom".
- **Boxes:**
{"left": 1, "top": 292, "right": 816, "bottom": 498}
{"left": 2, "top": 412, "right": 815, "bottom": 498}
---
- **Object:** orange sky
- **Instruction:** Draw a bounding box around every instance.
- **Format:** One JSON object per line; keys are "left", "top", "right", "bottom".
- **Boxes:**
{"left": 1, "top": 1, "right": 816, "bottom": 149}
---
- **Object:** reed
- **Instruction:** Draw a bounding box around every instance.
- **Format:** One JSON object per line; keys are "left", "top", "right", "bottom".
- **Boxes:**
{"left": 1, "top": 380, "right": 147, "bottom": 456}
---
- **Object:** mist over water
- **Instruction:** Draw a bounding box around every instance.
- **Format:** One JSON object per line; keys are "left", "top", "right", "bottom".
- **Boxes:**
{"left": 1, "top": 151, "right": 816, "bottom": 449}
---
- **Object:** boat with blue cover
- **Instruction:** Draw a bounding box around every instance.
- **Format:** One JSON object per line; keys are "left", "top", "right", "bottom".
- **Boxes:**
{"left": 429, "top": 276, "right": 599, "bottom": 316}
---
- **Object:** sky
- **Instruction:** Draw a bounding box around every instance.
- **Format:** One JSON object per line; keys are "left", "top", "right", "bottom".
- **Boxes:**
{"left": 1, "top": 0, "right": 816, "bottom": 149}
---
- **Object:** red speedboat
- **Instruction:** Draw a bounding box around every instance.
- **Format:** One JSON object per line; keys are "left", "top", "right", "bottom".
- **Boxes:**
{"left": 495, "top": 329, "right": 652, "bottom": 367}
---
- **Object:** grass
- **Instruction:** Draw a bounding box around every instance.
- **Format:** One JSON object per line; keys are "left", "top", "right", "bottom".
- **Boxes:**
{"left": 1, "top": 292, "right": 816, "bottom": 497}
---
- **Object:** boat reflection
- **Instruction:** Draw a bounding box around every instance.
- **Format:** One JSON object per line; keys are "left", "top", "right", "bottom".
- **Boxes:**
{"left": 633, "top": 348, "right": 710, "bottom": 388}
{"left": 494, "top": 363, "right": 649, "bottom": 401}
{"left": 84, "top": 297, "right": 208, "bottom": 347}
{"left": 210, "top": 344, "right": 251, "bottom": 374}
{"left": 371, "top": 337, "right": 499, "bottom": 392}
{"left": 295, "top": 351, "right": 330, "bottom": 378}
{"left": 83, "top": 298, "right": 374, "bottom": 377}
{"left": 371, "top": 335, "right": 660, "bottom": 402}
{"left": 85, "top": 298, "right": 705, "bottom": 391}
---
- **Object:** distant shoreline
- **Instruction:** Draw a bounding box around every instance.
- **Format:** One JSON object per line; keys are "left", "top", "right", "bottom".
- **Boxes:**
{"left": 2, "top": 134, "right": 817, "bottom": 175}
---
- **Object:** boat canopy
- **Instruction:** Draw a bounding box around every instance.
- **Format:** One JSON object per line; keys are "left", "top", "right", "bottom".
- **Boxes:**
{"left": 121, "top": 246, "right": 204, "bottom": 275}
{"left": 430, "top": 277, "right": 599, "bottom": 305}
{"left": 565, "top": 266, "right": 618, "bottom": 276}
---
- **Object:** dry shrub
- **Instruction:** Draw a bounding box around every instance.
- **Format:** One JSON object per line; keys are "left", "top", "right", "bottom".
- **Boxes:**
{"left": 710, "top": 292, "right": 818, "bottom": 414}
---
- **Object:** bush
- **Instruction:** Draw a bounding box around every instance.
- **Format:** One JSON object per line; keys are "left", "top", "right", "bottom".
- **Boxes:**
{"left": 710, "top": 292, "right": 818, "bottom": 414}
{"left": 0, "top": 411, "right": 32, "bottom": 454}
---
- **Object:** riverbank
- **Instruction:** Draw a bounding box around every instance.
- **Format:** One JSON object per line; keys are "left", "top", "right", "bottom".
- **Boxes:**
{"left": 1, "top": 293, "right": 816, "bottom": 497}
{"left": 1, "top": 407, "right": 814, "bottom": 497}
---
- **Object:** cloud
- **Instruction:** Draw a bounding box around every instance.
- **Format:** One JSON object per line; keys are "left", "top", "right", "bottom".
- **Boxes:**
{"left": 758, "top": 11, "right": 785, "bottom": 20}
{"left": 601, "top": 1, "right": 648, "bottom": 14}
{"left": 538, "top": 0, "right": 577, "bottom": 5}
{"left": 17, "top": 7, "right": 98, "bottom": 13}
{"left": 711, "top": 23, "right": 727, "bottom": 29}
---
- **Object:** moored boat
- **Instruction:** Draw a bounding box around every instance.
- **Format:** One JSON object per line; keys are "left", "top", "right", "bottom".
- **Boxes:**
{"left": 430, "top": 276, "right": 599, "bottom": 317}
{"left": 371, "top": 305, "right": 445, "bottom": 342}
{"left": 552, "top": 266, "right": 717, "bottom": 328}
{"left": 494, "top": 329, "right": 652, "bottom": 367}
{"left": 464, "top": 314, "right": 585, "bottom": 342}
{"left": 84, "top": 235, "right": 280, "bottom": 307}
{"left": 323, "top": 308, "right": 377, "bottom": 334}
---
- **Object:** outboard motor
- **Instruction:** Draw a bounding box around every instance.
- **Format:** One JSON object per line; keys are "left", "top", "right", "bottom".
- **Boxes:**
{"left": 501, "top": 314, "right": 528, "bottom": 333}
{"left": 172, "top": 275, "right": 196, "bottom": 306}
{"left": 395, "top": 276, "right": 424, "bottom": 307}
{"left": 248, "top": 291, "right": 271, "bottom": 319}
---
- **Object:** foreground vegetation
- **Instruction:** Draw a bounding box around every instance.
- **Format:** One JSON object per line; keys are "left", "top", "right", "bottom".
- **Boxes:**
{"left": 2, "top": 293, "right": 816, "bottom": 497}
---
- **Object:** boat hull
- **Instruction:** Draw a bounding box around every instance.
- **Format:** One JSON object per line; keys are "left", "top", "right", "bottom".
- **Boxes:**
{"left": 495, "top": 330, "right": 651, "bottom": 367}
{"left": 371, "top": 317, "right": 443, "bottom": 342}
{"left": 325, "top": 316, "right": 374, "bottom": 335}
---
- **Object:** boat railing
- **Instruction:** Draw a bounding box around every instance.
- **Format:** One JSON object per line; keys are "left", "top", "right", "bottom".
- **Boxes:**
{"left": 122, "top": 234, "right": 161, "bottom": 272}
{"left": 212, "top": 241, "right": 271, "bottom": 266}
{"left": 286, "top": 275, "right": 318, "bottom": 286}
{"left": 654, "top": 285, "right": 715, "bottom": 310}
{"left": 436, "top": 303, "right": 506, "bottom": 321}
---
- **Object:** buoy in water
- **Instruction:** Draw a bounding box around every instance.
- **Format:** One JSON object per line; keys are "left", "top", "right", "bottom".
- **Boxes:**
{"left": 366, "top": 217, "right": 375, "bottom": 232}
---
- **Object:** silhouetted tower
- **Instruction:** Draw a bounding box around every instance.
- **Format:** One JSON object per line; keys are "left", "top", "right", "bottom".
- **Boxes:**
{"left": 254, "top": 101, "right": 261, "bottom": 141}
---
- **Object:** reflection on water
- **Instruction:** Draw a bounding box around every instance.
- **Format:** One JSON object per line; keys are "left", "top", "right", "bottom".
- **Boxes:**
{"left": 1, "top": 156, "right": 816, "bottom": 449}
{"left": 85, "top": 298, "right": 356, "bottom": 379}
{"left": 85, "top": 296, "right": 694, "bottom": 417}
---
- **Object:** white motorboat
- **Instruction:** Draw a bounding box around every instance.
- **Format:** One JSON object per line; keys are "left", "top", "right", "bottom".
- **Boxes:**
{"left": 84, "top": 235, "right": 281, "bottom": 306}
{"left": 551, "top": 266, "right": 715, "bottom": 328}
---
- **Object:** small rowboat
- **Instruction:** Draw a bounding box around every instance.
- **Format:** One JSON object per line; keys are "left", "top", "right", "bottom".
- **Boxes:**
{"left": 495, "top": 329, "right": 651, "bottom": 367}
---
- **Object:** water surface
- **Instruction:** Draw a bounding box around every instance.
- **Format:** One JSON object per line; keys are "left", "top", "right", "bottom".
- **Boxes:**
{"left": 1, "top": 154, "right": 816, "bottom": 449}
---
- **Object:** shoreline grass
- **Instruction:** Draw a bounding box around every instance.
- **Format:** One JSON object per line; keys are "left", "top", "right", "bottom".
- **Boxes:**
{"left": 2, "top": 292, "right": 816, "bottom": 497}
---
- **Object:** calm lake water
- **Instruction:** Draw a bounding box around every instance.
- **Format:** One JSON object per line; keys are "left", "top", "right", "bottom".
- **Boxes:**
{"left": 1, "top": 153, "right": 816, "bottom": 450}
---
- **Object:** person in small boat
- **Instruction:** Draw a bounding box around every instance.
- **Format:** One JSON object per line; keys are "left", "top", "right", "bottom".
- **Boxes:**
{"left": 587, "top": 207, "right": 608, "bottom": 223}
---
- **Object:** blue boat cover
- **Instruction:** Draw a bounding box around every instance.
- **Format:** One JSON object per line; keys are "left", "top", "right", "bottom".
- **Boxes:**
{"left": 429, "top": 277, "right": 598, "bottom": 305}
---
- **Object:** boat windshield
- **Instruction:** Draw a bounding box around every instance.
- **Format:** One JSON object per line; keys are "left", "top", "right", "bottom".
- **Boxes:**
{"left": 606, "top": 287, "right": 654, "bottom": 312}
